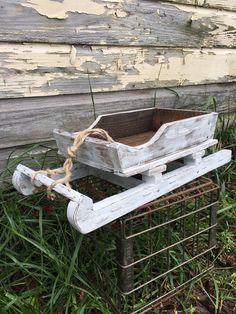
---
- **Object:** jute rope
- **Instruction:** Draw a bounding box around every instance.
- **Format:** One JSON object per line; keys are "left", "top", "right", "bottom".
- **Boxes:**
{"left": 32, "top": 128, "right": 114, "bottom": 200}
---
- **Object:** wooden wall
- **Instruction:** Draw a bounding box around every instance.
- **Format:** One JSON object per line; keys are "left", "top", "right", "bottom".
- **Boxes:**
{"left": 0, "top": 0, "right": 236, "bottom": 176}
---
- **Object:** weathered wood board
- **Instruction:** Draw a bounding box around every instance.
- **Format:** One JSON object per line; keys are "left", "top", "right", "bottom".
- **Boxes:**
{"left": 165, "top": 0, "right": 236, "bottom": 11}
{"left": 0, "top": 99, "right": 93, "bottom": 149}
{"left": 1, "top": 83, "right": 236, "bottom": 150}
{"left": 1, "top": 44, "right": 236, "bottom": 99}
{"left": 1, "top": 0, "right": 236, "bottom": 47}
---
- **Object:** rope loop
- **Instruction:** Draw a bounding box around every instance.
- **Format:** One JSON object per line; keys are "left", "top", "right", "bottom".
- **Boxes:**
{"left": 32, "top": 128, "right": 114, "bottom": 199}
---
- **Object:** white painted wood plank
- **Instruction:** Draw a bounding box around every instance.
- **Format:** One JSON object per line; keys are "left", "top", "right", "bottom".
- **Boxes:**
{"left": 55, "top": 109, "right": 218, "bottom": 174}
{"left": 13, "top": 164, "right": 93, "bottom": 205}
{"left": 1, "top": 44, "right": 236, "bottom": 99}
{"left": 165, "top": 0, "right": 236, "bottom": 11}
{"left": 117, "top": 139, "right": 218, "bottom": 176}
{"left": 89, "top": 167, "right": 141, "bottom": 189}
{"left": 69, "top": 149, "right": 231, "bottom": 233}
{"left": 1, "top": 1, "right": 236, "bottom": 45}
{"left": 12, "top": 149, "right": 231, "bottom": 233}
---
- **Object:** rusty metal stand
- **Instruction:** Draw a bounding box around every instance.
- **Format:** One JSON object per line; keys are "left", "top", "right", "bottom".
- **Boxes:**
{"left": 80, "top": 176, "right": 219, "bottom": 314}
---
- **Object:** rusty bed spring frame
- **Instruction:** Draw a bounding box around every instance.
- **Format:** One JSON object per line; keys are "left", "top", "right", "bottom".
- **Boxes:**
{"left": 79, "top": 176, "right": 219, "bottom": 314}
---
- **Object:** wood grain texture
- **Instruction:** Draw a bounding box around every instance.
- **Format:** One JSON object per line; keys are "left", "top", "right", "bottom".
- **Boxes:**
{"left": 53, "top": 109, "right": 218, "bottom": 174}
{"left": 1, "top": 44, "right": 236, "bottom": 99}
{"left": 165, "top": 0, "right": 236, "bottom": 12}
{"left": 1, "top": 83, "right": 236, "bottom": 150}
{"left": 0, "top": 0, "right": 236, "bottom": 47}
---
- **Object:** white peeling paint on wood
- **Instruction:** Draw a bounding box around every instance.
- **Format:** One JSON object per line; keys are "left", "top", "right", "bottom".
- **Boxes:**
{"left": 1, "top": 44, "right": 236, "bottom": 98}
{"left": 166, "top": 2, "right": 236, "bottom": 47}
{"left": 165, "top": 0, "right": 236, "bottom": 11}
{"left": 208, "top": 0, "right": 236, "bottom": 11}
{"left": 1, "top": 0, "right": 236, "bottom": 47}
{"left": 13, "top": 164, "right": 93, "bottom": 205}
{"left": 21, "top": 0, "right": 106, "bottom": 19}
{"left": 88, "top": 167, "right": 141, "bottom": 189}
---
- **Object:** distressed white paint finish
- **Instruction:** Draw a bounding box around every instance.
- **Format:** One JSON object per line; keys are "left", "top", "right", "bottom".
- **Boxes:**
{"left": 13, "top": 164, "right": 92, "bottom": 204}
{"left": 70, "top": 149, "right": 231, "bottom": 233}
{"left": 54, "top": 108, "right": 218, "bottom": 175}
{"left": 12, "top": 162, "right": 142, "bottom": 195}
{"left": 21, "top": 0, "right": 106, "bottom": 19}
{"left": 1, "top": 44, "right": 236, "bottom": 98}
{"left": 89, "top": 167, "right": 141, "bottom": 189}
{"left": 165, "top": 0, "right": 236, "bottom": 11}
{"left": 1, "top": 0, "right": 236, "bottom": 45}
{"left": 12, "top": 149, "right": 231, "bottom": 233}
{"left": 66, "top": 138, "right": 217, "bottom": 177}
{"left": 118, "top": 142, "right": 214, "bottom": 177}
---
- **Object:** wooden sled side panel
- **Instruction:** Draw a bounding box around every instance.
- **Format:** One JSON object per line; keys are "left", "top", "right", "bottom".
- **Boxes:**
{"left": 54, "top": 111, "right": 217, "bottom": 174}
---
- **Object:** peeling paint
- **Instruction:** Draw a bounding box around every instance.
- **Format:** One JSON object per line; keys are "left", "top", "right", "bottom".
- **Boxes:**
{"left": 70, "top": 45, "right": 77, "bottom": 65}
{"left": 1, "top": 73, "right": 61, "bottom": 97}
{"left": 21, "top": 0, "right": 127, "bottom": 21}
{"left": 1, "top": 48, "right": 72, "bottom": 71}
{"left": 172, "top": 2, "right": 236, "bottom": 18}
{"left": 167, "top": 2, "right": 236, "bottom": 47}
{"left": 115, "top": 48, "right": 236, "bottom": 88}
{"left": 1, "top": 43, "right": 236, "bottom": 98}
{"left": 165, "top": 0, "right": 236, "bottom": 11}
{"left": 116, "top": 58, "right": 123, "bottom": 71}
{"left": 75, "top": 24, "right": 113, "bottom": 35}
{"left": 106, "top": 3, "right": 116, "bottom": 9}
{"left": 21, "top": 0, "right": 106, "bottom": 19}
{"left": 115, "top": 9, "right": 127, "bottom": 17}
{"left": 168, "top": 2, "right": 236, "bottom": 27}
{"left": 104, "top": 0, "right": 124, "bottom": 2}
{"left": 1, "top": 0, "right": 235, "bottom": 49}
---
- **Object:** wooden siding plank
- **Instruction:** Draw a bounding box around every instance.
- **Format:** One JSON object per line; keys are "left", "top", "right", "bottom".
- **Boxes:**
{"left": 165, "top": 0, "right": 236, "bottom": 12}
{"left": 0, "top": 0, "right": 236, "bottom": 47}
{"left": 0, "top": 83, "right": 236, "bottom": 150}
{"left": 1, "top": 44, "right": 236, "bottom": 99}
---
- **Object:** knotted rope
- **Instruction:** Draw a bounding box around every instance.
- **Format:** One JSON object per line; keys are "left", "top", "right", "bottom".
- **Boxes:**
{"left": 32, "top": 128, "right": 114, "bottom": 200}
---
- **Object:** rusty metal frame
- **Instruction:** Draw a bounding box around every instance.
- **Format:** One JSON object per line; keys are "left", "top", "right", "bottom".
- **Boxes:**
{"left": 80, "top": 176, "right": 219, "bottom": 314}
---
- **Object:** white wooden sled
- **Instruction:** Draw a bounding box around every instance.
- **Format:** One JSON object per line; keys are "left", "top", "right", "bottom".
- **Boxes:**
{"left": 12, "top": 108, "right": 231, "bottom": 234}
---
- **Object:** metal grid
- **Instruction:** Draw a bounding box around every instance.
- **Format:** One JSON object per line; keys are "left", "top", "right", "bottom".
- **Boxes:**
{"left": 79, "top": 176, "right": 219, "bottom": 314}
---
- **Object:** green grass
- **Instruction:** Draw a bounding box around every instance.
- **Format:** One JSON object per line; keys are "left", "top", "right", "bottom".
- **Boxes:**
{"left": 0, "top": 110, "right": 235, "bottom": 314}
{"left": 0, "top": 191, "right": 111, "bottom": 313}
